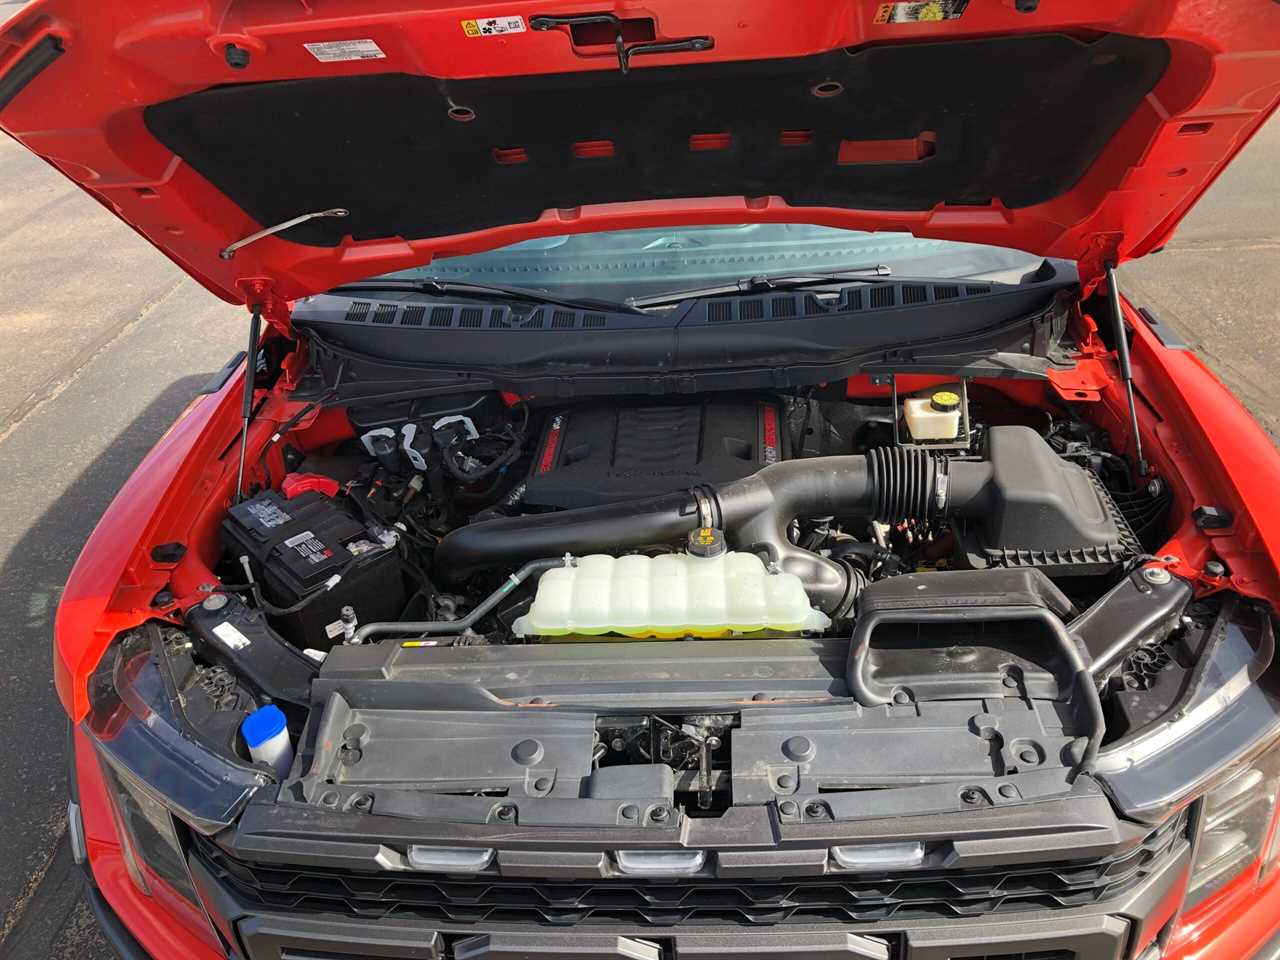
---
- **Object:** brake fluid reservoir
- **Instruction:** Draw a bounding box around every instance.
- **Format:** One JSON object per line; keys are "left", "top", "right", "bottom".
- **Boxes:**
{"left": 903, "top": 389, "right": 962, "bottom": 441}
{"left": 512, "top": 544, "right": 830, "bottom": 639}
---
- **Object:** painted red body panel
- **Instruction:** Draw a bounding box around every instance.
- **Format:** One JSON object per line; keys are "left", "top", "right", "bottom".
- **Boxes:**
{"left": 21, "top": 3, "right": 1280, "bottom": 952}
{"left": 2, "top": 0, "right": 1280, "bottom": 305}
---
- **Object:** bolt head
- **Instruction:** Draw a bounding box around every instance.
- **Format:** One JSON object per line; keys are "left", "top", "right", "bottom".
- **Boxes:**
{"left": 776, "top": 773, "right": 796, "bottom": 790}
{"left": 804, "top": 801, "right": 827, "bottom": 819}
{"left": 1019, "top": 749, "right": 1038, "bottom": 764}
{"left": 620, "top": 805, "right": 639, "bottom": 821}
{"left": 496, "top": 805, "right": 516, "bottom": 821}
{"left": 1142, "top": 566, "right": 1172, "bottom": 585}
{"left": 650, "top": 806, "right": 670, "bottom": 823}
{"left": 892, "top": 689, "right": 911, "bottom": 705}
{"left": 961, "top": 788, "right": 982, "bottom": 805}
{"left": 779, "top": 800, "right": 799, "bottom": 816}
{"left": 998, "top": 784, "right": 1017, "bottom": 799}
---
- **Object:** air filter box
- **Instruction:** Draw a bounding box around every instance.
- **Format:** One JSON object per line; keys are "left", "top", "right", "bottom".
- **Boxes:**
{"left": 221, "top": 490, "right": 404, "bottom": 649}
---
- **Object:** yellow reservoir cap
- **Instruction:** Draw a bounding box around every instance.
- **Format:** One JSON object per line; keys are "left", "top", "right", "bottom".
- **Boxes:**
{"left": 930, "top": 390, "right": 961, "bottom": 413}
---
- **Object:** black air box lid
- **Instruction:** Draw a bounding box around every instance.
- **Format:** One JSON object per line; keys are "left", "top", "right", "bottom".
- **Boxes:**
{"left": 524, "top": 400, "right": 784, "bottom": 510}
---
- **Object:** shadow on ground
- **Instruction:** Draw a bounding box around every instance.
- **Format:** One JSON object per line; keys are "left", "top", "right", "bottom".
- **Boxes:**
{"left": 0, "top": 374, "right": 215, "bottom": 960}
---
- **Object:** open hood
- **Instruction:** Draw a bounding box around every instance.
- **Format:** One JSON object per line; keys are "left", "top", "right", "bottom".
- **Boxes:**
{"left": 2, "top": 0, "right": 1279, "bottom": 309}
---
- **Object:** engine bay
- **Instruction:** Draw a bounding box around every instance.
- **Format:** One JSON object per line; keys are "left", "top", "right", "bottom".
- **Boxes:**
{"left": 215, "top": 384, "right": 1155, "bottom": 651}
{"left": 125, "top": 366, "right": 1269, "bottom": 827}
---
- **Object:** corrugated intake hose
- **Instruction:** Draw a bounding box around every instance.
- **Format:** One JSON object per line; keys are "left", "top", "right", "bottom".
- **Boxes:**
{"left": 435, "top": 447, "right": 993, "bottom": 615}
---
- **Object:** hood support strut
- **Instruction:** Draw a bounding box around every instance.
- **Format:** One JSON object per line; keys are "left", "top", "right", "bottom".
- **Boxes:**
{"left": 233, "top": 304, "right": 263, "bottom": 504}
{"left": 1104, "top": 262, "right": 1148, "bottom": 477}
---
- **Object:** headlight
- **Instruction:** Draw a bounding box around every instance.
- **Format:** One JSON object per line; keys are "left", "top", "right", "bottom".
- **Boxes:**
{"left": 85, "top": 627, "right": 264, "bottom": 832}
{"left": 1186, "top": 741, "right": 1280, "bottom": 906}
{"left": 97, "top": 754, "right": 197, "bottom": 903}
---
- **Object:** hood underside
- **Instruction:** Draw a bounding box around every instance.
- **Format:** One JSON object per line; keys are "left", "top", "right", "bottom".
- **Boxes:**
{"left": 2, "top": 0, "right": 1280, "bottom": 305}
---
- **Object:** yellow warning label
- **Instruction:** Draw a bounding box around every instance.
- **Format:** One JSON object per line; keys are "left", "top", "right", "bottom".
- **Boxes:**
{"left": 460, "top": 15, "right": 527, "bottom": 37}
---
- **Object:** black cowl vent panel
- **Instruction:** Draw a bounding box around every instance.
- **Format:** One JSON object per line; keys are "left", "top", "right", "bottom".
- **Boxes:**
{"left": 143, "top": 32, "right": 1169, "bottom": 247}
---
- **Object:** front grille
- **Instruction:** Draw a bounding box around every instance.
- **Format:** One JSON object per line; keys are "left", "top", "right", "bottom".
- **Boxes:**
{"left": 194, "top": 814, "right": 1184, "bottom": 930}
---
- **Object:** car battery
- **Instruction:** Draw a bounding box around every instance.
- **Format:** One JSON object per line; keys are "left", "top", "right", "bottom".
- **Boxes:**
{"left": 221, "top": 490, "right": 404, "bottom": 650}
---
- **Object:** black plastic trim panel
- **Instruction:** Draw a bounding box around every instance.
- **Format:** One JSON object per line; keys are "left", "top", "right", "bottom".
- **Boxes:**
{"left": 1138, "top": 307, "right": 1190, "bottom": 350}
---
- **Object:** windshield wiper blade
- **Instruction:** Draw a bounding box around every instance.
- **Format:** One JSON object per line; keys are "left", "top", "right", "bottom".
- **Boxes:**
{"left": 626, "top": 265, "right": 892, "bottom": 309}
{"left": 329, "top": 278, "right": 648, "bottom": 315}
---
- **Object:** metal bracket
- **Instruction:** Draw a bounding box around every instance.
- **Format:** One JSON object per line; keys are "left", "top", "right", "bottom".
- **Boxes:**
{"left": 220, "top": 207, "right": 349, "bottom": 260}
{"left": 529, "top": 13, "right": 712, "bottom": 74}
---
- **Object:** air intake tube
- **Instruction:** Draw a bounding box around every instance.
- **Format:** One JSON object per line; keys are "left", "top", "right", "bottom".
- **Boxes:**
{"left": 435, "top": 447, "right": 993, "bottom": 615}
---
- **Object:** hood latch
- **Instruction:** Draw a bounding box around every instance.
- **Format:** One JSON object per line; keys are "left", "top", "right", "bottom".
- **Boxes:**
{"left": 529, "top": 13, "right": 713, "bottom": 74}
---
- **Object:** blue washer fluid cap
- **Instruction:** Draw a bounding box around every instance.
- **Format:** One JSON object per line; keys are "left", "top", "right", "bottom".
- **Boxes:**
{"left": 242, "top": 704, "right": 287, "bottom": 748}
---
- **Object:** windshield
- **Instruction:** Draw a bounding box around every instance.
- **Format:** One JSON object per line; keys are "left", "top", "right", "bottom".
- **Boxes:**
{"left": 376, "top": 225, "right": 1045, "bottom": 302}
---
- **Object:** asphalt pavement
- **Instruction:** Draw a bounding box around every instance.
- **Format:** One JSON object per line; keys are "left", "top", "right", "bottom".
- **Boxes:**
{"left": 0, "top": 75, "right": 1275, "bottom": 959}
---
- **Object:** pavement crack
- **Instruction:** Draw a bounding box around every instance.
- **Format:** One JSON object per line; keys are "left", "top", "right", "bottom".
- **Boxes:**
{"left": 0, "top": 278, "right": 187, "bottom": 446}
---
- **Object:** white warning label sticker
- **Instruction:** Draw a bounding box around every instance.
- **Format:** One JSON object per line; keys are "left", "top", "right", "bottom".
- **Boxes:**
{"left": 283, "top": 529, "right": 334, "bottom": 565}
{"left": 461, "top": 15, "right": 526, "bottom": 37}
{"left": 212, "top": 621, "right": 252, "bottom": 651}
{"left": 304, "top": 39, "right": 387, "bottom": 62}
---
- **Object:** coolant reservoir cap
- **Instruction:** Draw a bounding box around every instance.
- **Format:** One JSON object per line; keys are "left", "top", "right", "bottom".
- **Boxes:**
{"left": 687, "top": 526, "right": 727, "bottom": 558}
{"left": 930, "top": 390, "right": 961, "bottom": 413}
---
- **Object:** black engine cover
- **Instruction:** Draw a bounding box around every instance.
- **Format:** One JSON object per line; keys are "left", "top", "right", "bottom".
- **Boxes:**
{"left": 523, "top": 400, "right": 785, "bottom": 510}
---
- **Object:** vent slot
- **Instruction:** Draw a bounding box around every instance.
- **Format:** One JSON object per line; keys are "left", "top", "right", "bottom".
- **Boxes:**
{"left": 551, "top": 310, "right": 576, "bottom": 329}
{"left": 518, "top": 310, "right": 545, "bottom": 329}
{"left": 934, "top": 285, "right": 960, "bottom": 301}
{"left": 771, "top": 296, "right": 797, "bottom": 318}
{"left": 902, "top": 284, "right": 929, "bottom": 305}
{"left": 344, "top": 301, "right": 371, "bottom": 323}
{"left": 740, "top": 299, "right": 765, "bottom": 321}
{"left": 371, "top": 304, "right": 398, "bottom": 324}
{"left": 429, "top": 307, "right": 453, "bottom": 328}
{"left": 869, "top": 286, "right": 896, "bottom": 309}
{"left": 846, "top": 288, "right": 863, "bottom": 311}
{"left": 488, "top": 307, "right": 510, "bottom": 329}
{"left": 966, "top": 285, "right": 992, "bottom": 296}
{"left": 460, "top": 308, "right": 484, "bottom": 328}
{"left": 400, "top": 305, "right": 426, "bottom": 327}
{"left": 708, "top": 302, "right": 733, "bottom": 323}
{"left": 582, "top": 313, "right": 606, "bottom": 329}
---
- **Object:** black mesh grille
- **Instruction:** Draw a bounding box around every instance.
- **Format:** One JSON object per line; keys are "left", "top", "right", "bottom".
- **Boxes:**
{"left": 193, "top": 815, "right": 1183, "bottom": 930}
{"left": 459, "top": 308, "right": 484, "bottom": 329}
{"left": 740, "top": 299, "right": 764, "bottom": 321}
{"left": 583, "top": 313, "right": 606, "bottom": 328}
{"left": 902, "top": 284, "right": 929, "bottom": 305}
{"left": 372, "top": 304, "right": 398, "bottom": 324}
{"left": 552, "top": 310, "right": 576, "bottom": 329}
{"left": 344, "top": 301, "right": 371, "bottom": 323}
{"left": 429, "top": 307, "right": 453, "bottom": 328}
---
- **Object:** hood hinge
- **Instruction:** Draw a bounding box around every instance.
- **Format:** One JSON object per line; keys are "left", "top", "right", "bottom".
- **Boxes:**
{"left": 236, "top": 278, "right": 292, "bottom": 334}
{"left": 1077, "top": 232, "right": 1123, "bottom": 295}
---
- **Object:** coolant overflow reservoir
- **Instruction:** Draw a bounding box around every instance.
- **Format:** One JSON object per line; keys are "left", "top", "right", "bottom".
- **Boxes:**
{"left": 512, "top": 550, "right": 830, "bottom": 639}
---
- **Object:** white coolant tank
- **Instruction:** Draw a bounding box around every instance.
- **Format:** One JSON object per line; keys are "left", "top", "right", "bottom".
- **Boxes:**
{"left": 512, "top": 545, "right": 829, "bottom": 639}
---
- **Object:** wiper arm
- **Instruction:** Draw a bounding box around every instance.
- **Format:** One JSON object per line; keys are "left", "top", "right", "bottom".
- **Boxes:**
{"left": 329, "top": 279, "right": 648, "bottom": 316}
{"left": 626, "top": 265, "right": 892, "bottom": 309}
